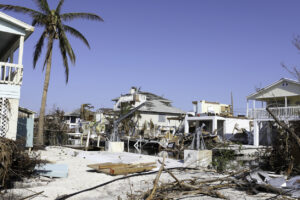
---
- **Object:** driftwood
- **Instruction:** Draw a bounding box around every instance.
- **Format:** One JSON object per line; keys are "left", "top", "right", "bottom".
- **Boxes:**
{"left": 146, "top": 157, "right": 165, "bottom": 200}
{"left": 20, "top": 191, "right": 44, "bottom": 200}
{"left": 56, "top": 166, "right": 196, "bottom": 200}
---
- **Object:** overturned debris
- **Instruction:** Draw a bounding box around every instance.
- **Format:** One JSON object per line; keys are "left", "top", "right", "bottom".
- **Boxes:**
{"left": 87, "top": 162, "right": 157, "bottom": 175}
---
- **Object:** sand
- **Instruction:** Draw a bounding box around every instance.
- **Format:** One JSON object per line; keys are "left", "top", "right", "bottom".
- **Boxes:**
{"left": 7, "top": 146, "right": 276, "bottom": 200}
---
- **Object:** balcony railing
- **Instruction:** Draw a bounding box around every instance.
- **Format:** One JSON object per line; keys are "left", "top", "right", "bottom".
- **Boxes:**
{"left": 0, "top": 62, "right": 23, "bottom": 85}
{"left": 248, "top": 106, "right": 300, "bottom": 120}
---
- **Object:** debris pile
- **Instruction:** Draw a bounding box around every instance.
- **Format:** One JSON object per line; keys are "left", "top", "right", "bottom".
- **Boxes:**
{"left": 132, "top": 159, "right": 300, "bottom": 200}
{"left": 0, "top": 137, "right": 40, "bottom": 188}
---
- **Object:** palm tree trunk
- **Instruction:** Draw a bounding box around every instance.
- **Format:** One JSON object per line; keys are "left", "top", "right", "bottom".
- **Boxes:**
{"left": 37, "top": 42, "right": 53, "bottom": 145}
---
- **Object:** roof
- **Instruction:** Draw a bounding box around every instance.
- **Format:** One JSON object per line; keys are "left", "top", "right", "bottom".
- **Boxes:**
{"left": 0, "top": 11, "right": 34, "bottom": 61}
{"left": 97, "top": 108, "right": 115, "bottom": 114}
{"left": 19, "top": 106, "right": 36, "bottom": 114}
{"left": 114, "top": 91, "right": 185, "bottom": 115}
{"left": 247, "top": 78, "right": 300, "bottom": 100}
{"left": 64, "top": 109, "right": 81, "bottom": 117}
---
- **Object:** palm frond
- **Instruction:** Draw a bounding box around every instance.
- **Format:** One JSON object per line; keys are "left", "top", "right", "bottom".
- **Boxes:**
{"left": 32, "top": 0, "right": 50, "bottom": 14}
{"left": 57, "top": 21, "right": 76, "bottom": 64}
{"left": 58, "top": 37, "right": 70, "bottom": 83}
{"left": 33, "top": 30, "right": 47, "bottom": 68}
{"left": 60, "top": 12, "right": 103, "bottom": 22}
{"left": 56, "top": 0, "right": 65, "bottom": 14}
{"left": 63, "top": 25, "right": 90, "bottom": 48}
{"left": 32, "top": 13, "right": 47, "bottom": 26}
{"left": 0, "top": 4, "right": 43, "bottom": 16}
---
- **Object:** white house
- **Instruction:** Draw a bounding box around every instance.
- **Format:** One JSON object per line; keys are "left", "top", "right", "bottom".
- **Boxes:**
{"left": 247, "top": 78, "right": 300, "bottom": 146}
{"left": 185, "top": 101, "right": 252, "bottom": 140}
{"left": 64, "top": 109, "right": 81, "bottom": 129}
{"left": 0, "top": 12, "right": 34, "bottom": 140}
{"left": 113, "top": 87, "right": 186, "bottom": 135}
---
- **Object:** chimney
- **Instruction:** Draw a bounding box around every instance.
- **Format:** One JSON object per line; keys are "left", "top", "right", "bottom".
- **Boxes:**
{"left": 130, "top": 87, "right": 137, "bottom": 94}
{"left": 192, "top": 101, "right": 198, "bottom": 114}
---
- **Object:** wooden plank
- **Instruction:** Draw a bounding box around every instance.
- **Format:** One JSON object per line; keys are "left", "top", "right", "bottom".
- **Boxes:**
{"left": 109, "top": 166, "right": 156, "bottom": 175}
{"left": 87, "top": 163, "right": 132, "bottom": 170}
{"left": 87, "top": 162, "right": 157, "bottom": 175}
{"left": 87, "top": 162, "right": 156, "bottom": 170}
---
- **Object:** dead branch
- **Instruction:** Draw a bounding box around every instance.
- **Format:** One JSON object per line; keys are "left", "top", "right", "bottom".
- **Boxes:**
{"left": 146, "top": 156, "right": 165, "bottom": 200}
{"left": 266, "top": 107, "right": 300, "bottom": 147}
{"left": 20, "top": 191, "right": 44, "bottom": 200}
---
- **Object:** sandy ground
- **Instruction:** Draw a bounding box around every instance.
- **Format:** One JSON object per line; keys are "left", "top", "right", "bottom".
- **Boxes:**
{"left": 7, "top": 146, "right": 277, "bottom": 200}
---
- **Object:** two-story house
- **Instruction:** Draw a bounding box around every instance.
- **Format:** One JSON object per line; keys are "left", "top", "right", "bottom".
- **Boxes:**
{"left": 247, "top": 78, "right": 300, "bottom": 146}
{"left": 113, "top": 87, "right": 186, "bottom": 136}
{"left": 0, "top": 12, "right": 34, "bottom": 140}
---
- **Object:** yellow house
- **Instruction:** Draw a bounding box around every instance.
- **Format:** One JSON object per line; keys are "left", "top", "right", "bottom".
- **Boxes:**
{"left": 192, "top": 100, "right": 231, "bottom": 116}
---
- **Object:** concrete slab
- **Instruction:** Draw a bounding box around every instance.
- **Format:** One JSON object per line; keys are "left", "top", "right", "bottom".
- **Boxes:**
{"left": 105, "top": 141, "right": 124, "bottom": 152}
{"left": 184, "top": 150, "right": 212, "bottom": 168}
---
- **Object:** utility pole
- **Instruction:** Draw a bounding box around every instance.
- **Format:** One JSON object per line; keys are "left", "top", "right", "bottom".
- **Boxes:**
{"left": 231, "top": 92, "right": 234, "bottom": 116}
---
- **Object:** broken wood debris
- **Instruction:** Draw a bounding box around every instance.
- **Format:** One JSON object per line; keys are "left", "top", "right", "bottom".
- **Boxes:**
{"left": 87, "top": 162, "right": 157, "bottom": 175}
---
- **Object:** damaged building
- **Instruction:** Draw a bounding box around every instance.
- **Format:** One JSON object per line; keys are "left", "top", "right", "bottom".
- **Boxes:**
{"left": 112, "top": 87, "right": 186, "bottom": 136}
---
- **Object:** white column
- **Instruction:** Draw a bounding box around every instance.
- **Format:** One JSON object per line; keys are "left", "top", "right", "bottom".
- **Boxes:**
{"left": 285, "top": 96, "right": 287, "bottom": 107}
{"left": 246, "top": 100, "right": 249, "bottom": 117}
{"left": 285, "top": 96, "right": 288, "bottom": 116}
{"left": 253, "top": 100, "right": 256, "bottom": 109}
{"left": 253, "top": 119, "right": 259, "bottom": 147}
{"left": 18, "top": 36, "right": 24, "bottom": 65}
{"left": 212, "top": 118, "right": 217, "bottom": 135}
{"left": 184, "top": 117, "right": 189, "bottom": 135}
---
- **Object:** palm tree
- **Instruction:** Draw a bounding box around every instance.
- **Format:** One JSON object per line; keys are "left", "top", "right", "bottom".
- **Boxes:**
{"left": 0, "top": 0, "right": 103, "bottom": 145}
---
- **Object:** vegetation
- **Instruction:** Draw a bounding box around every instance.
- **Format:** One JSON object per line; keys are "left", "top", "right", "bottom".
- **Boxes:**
{"left": 0, "top": 0, "right": 103, "bottom": 145}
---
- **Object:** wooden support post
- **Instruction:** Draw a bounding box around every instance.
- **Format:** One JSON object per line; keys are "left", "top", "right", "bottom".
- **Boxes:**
{"left": 128, "top": 136, "right": 130, "bottom": 152}
{"left": 97, "top": 135, "right": 101, "bottom": 148}
{"left": 85, "top": 129, "right": 90, "bottom": 151}
{"left": 253, "top": 119, "right": 259, "bottom": 147}
{"left": 184, "top": 117, "right": 189, "bottom": 135}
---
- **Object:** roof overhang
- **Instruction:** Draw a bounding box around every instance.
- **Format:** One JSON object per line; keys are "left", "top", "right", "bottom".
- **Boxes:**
{"left": 247, "top": 78, "right": 300, "bottom": 100}
{"left": 0, "top": 11, "right": 34, "bottom": 61}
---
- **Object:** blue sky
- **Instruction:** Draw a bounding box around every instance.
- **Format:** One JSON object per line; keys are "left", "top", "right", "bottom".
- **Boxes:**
{"left": 2, "top": 0, "right": 300, "bottom": 114}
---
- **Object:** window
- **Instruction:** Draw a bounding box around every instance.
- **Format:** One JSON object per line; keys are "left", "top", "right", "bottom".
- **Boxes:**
{"left": 158, "top": 115, "right": 166, "bottom": 122}
{"left": 70, "top": 116, "right": 76, "bottom": 123}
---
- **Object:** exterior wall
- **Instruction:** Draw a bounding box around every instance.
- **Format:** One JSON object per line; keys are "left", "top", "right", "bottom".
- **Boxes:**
{"left": 137, "top": 113, "right": 182, "bottom": 130}
{"left": 6, "top": 98, "right": 19, "bottom": 140}
{"left": 199, "top": 101, "right": 230, "bottom": 114}
{"left": 64, "top": 116, "right": 81, "bottom": 129}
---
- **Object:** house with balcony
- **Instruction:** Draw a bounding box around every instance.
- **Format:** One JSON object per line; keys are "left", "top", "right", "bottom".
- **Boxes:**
{"left": 0, "top": 12, "right": 34, "bottom": 140}
{"left": 246, "top": 78, "right": 300, "bottom": 146}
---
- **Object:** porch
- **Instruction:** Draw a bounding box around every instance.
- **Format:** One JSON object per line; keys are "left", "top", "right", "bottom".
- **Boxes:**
{"left": 248, "top": 106, "right": 300, "bottom": 121}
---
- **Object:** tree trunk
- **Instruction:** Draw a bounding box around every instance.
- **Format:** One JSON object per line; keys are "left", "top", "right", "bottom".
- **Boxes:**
{"left": 37, "top": 43, "right": 53, "bottom": 146}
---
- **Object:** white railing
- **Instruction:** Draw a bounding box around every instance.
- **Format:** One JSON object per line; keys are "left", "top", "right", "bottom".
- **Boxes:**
{"left": 248, "top": 106, "right": 300, "bottom": 120}
{"left": 0, "top": 62, "right": 23, "bottom": 85}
